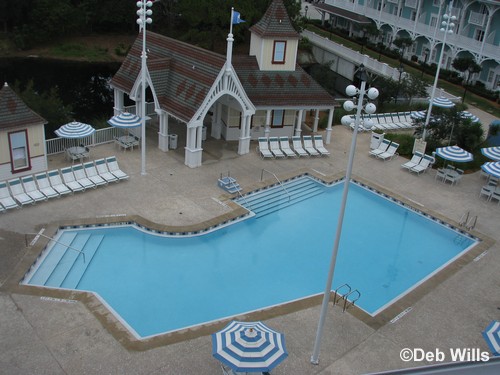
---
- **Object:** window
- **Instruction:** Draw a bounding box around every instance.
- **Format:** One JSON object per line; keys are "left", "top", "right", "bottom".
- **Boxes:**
{"left": 271, "top": 110, "right": 284, "bottom": 128}
{"left": 487, "top": 70, "right": 494, "bottom": 83}
{"left": 8, "top": 130, "right": 31, "bottom": 172}
{"left": 272, "top": 41, "right": 286, "bottom": 64}
{"left": 475, "top": 29, "right": 485, "bottom": 42}
{"left": 430, "top": 16, "right": 437, "bottom": 28}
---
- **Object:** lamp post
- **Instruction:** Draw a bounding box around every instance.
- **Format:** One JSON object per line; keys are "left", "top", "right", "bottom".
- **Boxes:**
{"left": 421, "top": 48, "right": 429, "bottom": 78}
{"left": 305, "top": 5, "right": 309, "bottom": 19}
{"left": 360, "top": 28, "right": 367, "bottom": 54}
{"left": 395, "top": 63, "right": 404, "bottom": 104}
{"left": 136, "top": 0, "right": 153, "bottom": 176}
{"left": 311, "top": 64, "right": 378, "bottom": 365}
{"left": 422, "top": 0, "right": 456, "bottom": 141}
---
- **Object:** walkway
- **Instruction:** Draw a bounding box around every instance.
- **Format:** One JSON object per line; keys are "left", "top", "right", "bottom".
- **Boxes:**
{"left": 1, "top": 123, "right": 499, "bottom": 374}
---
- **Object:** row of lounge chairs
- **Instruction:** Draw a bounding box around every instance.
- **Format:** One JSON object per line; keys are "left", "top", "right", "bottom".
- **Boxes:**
{"left": 401, "top": 152, "right": 435, "bottom": 175}
{"left": 369, "top": 139, "right": 399, "bottom": 161}
{"left": 346, "top": 112, "right": 415, "bottom": 132}
{"left": 479, "top": 177, "right": 500, "bottom": 204}
{"left": 0, "top": 156, "right": 128, "bottom": 212}
{"left": 258, "top": 135, "right": 330, "bottom": 159}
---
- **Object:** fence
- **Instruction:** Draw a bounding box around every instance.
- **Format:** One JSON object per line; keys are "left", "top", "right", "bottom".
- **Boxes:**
{"left": 46, "top": 127, "right": 121, "bottom": 155}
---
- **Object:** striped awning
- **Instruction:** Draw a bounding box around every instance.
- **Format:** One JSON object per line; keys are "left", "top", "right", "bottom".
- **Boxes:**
{"left": 212, "top": 321, "right": 288, "bottom": 373}
{"left": 459, "top": 111, "right": 480, "bottom": 123}
{"left": 481, "top": 162, "right": 500, "bottom": 178}
{"left": 107, "top": 112, "right": 142, "bottom": 128}
{"left": 435, "top": 145, "right": 473, "bottom": 162}
{"left": 481, "top": 146, "right": 500, "bottom": 161}
{"left": 483, "top": 320, "right": 500, "bottom": 357}
{"left": 430, "top": 96, "right": 455, "bottom": 108}
{"left": 55, "top": 121, "right": 95, "bottom": 138}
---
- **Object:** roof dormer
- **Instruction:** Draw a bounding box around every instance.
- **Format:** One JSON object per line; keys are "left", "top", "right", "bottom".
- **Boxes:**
{"left": 249, "top": 0, "right": 300, "bottom": 72}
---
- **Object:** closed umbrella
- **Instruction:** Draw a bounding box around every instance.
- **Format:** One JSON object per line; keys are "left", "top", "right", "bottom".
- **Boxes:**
{"left": 435, "top": 145, "right": 473, "bottom": 163}
{"left": 212, "top": 320, "right": 288, "bottom": 373}
{"left": 430, "top": 96, "right": 455, "bottom": 108}
{"left": 481, "top": 162, "right": 500, "bottom": 179}
{"left": 481, "top": 146, "right": 500, "bottom": 161}
{"left": 482, "top": 320, "right": 500, "bottom": 357}
{"left": 107, "top": 112, "right": 142, "bottom": 128}
{"left": 55, "top": 121, "right": 95, "bottom": 138}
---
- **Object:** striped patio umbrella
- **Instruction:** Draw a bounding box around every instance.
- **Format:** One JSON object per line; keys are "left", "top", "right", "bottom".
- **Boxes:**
{"left": 55, "top": 121, "right": 95, "bottom": 138}
{"left": 107, "top": 112, "right": 142, "bottom": 128}
{"left": 482, "top": 320, "right": 500, "bottom": 357}
{"left": 459, "top": 111, "right": 480, "bottom": 123}
{"left": 481, "top": 146, "right": 500, "bottom": 161}
{"left": 435, "top": 145, "right": 473, "bottom": 162}
{"left": 430, "top": 96, "right": 455, "bottom": 108}
{"left": 212, "top": 320, "right": 288, "bottom": 373}
{"left": 481, "top": 162, "right": 500, "bottom": 179}
{"left": 410, "top": 110, "right": 427, "bottom": 120}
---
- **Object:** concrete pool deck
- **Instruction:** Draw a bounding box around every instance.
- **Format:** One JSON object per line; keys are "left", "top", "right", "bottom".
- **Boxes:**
{"left": 1, "top": 124, "right": 499, "bottom": 374}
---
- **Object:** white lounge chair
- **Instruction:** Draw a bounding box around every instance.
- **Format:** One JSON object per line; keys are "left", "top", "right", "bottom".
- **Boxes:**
{"left": 479, "top": 185, "right": 494, "bottom": 200}
{"left": 34, "top": 173, "right": 59, "bottom": 199}
{"left": 401, "top": 152, "right": 423, "bottom": 170}
{"left": 0, "top": 181, "right": 19, "bottom": 210}
{"left": 84, "top": 162, "right": 107, "bottom": 186}
{"left": 257, "top": 137, "right": 274, "bottom": 159}
{"left": 94, "top": 158, "right": 118, "bottom": 183}
{"left": 279, "top": 136, "right": 297, "bottom": 157}
{"left": 410, "top": 155, "right": 434, "bottom": 175}
{"left": 269, "top": 137, "right": 286, "bottom": 158}
{"left": 105, "top": 156, "right": 129, "bottom": 180}
{"left": 376, "top": 142, "right": 399, "bottom": 161}
{"left": 292, "top": 136, "right": 308, "bottom": 157}
{"left": 60, "top": 167, "right": 85, "bottom": 192}
{"left": 21, "top": 175, "right": 47, "bottom": 202}
{"left": 313, "top": 135, "right": 330, "bottom": 156}
{"left": 47, "top": 170, "right": 72, "bottom": 195}
{"left": 72, "top": 164, "right": 96, "bottom": 189}
{"left": 369, "top": 139, "right": 391, "bottom": 157}
{"left": 8, "top": 178, "right": 35, "bottom": 205}
{"left": 303, "top": 135, "right": 320, "bottom": 156}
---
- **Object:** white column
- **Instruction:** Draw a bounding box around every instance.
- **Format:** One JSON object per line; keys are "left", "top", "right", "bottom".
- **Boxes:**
{"left": 113, "top": 89, "right": 124, "bottom": 116}
{"left": 238, "top": 114, "right": 251, "bottom": 155}
{"left": 184, "top": 123, "right": 203, "bottom": 168}
{"left": 312, "top": 109, "right": 320, "bottom": 133}
{"left": 158, "top": 111, "right": 169, "bottom": 152}
{"left": 294, "top": 109, "right": 303, "bottom": 136}
{"left": 265, "top": 110, "right": 271, "bottom": 138}
{"left": 325, "top": 108, "right": 334, "bottom": 144}
{"left": 211, "top": 104, "right": 222, "bottom": 139}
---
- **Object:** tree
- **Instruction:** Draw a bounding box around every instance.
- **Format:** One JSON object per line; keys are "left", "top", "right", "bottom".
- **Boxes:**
{"left": 392, "top": 36, "right": 413, "bottom": 62}
{"left": 452, "top": 56, "right": 482, "bottom": 102}
{"left": 400, "top": 73, "right": 429, "bottom": 105}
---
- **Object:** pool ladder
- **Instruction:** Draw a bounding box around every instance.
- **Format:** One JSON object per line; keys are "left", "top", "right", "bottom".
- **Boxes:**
{"left": 332, "top": 283, "right": 361, "bottom": 312}
{"left": 459, "top": 211, "right": 477, "bottom": 231}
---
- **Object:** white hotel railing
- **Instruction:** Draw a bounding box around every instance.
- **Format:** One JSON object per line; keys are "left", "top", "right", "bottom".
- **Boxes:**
{"left": 46, "top": 102, "right": 157, "bottom": 155}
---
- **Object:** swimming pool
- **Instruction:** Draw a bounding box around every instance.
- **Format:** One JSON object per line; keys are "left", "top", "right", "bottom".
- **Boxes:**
{"left": 23, "top": 176, "right": 478, "bottom": 339}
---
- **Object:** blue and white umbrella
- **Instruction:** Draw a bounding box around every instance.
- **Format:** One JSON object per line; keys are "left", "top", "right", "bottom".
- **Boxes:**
{"left": 435, "top": 145, "right": 473, "bottom": 162}
{"left": 481, "top": 162, "right": 500, "bottom": 179}
{"left": 482, "top": 320, "right": 500, "bottom": 357}
{"left": 107, "top": 112, "right": 142, "bottom": 128}
{"left": 212, "top": 320, "right": 288, "bottom": 373}
{"left": 481, "top": 146, "right": 500, "bottom": 161}
{"left": 55, "top": 121, "right": 95, "bottom": 138}
{"left": 459, "top": 111, "right": 480, "bottom": 123}
{"left": 410, "top": 110, "right": 427, "bottom": 120}
{"left": 430, "top": 96, "right": 456, "bottom": 108}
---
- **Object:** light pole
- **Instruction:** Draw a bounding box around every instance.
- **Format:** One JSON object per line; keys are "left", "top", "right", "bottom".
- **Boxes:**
{"left": 305, "top": 5, "right": 309, "bottom": 19}
{"left": 311, "top": 64, "right": 378, "bottom": 365}
{"left": 422, "top": 0, "right": 456, "bottom": 141}
{"left": 395, "top": 63, "right": 404, "bottom": 104}
{"left": 136, "top": 0, "right": 153, "bottom": 176}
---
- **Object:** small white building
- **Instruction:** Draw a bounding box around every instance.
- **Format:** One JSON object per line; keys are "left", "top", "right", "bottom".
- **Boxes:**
{"left": 110, "top": 0, "right": 336, "bottom": 168}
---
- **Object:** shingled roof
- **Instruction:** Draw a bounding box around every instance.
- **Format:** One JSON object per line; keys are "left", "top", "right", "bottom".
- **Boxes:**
{"left": 111, "top": 32, "right": 225, "bottom": 123}
{"left": 233, "top": 56, "right": 335, "bottom": 108}
{"left": 249, "top": 0, "right": 299, "bottom": 39}
{"left": 0, "top": 83, "right": 47, "bottom": 130}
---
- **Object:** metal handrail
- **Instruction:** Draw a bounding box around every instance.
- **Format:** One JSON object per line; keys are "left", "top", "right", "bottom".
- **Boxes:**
{"left": 260, "top": 169, "right": 291, "bottom": 202}
{"left": 26, "top": 232, "right": 86, "bottom": 263}
{"left": 343, "top": 290, "right": 361, "bottom": 312}
{"left": 333, "top": 283, "right": 351, "bottom": 306}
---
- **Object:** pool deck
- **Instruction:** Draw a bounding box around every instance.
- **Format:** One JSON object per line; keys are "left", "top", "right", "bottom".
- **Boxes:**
{"left": 1, "top": 121, "right": 499, "bottom": 374}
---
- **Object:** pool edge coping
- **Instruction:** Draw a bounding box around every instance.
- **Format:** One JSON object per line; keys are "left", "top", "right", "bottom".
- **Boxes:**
{"left": 2, "top": 168, "right": 495, "bottom": 351}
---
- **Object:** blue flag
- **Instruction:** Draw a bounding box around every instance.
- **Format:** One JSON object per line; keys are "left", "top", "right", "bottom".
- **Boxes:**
{"left": 232, "top": 11, "right": 245, "bottom": 24}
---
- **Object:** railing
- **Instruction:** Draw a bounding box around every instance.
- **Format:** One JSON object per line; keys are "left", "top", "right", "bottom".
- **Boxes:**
{"left": 26, "top": 232, "right": 86, "bottom": 263}
{"left": 122, "top": 102, "right": 156, "bottom": 116}
{"left": 260, "top": 169, "right": 291, "bottom": 202}
{"left": 46, "top": 127, "right": 121, "bottom": 155}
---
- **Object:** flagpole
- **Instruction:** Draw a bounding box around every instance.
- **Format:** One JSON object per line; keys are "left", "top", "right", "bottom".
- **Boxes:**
{"left": 230, "top": 7, "right": 234, "bottom": 36}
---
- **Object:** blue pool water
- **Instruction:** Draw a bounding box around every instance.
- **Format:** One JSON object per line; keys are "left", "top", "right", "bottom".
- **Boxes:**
{"left": 25, "top": 178, "right": 477, "bottom": 338}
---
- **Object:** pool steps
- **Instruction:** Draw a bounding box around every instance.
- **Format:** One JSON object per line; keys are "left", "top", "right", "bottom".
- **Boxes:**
{"left": 236, "top": 177, "right": 324, "bottom": 217}
{"left": 27, "top": 232, "right": 104, "bottom": 288}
